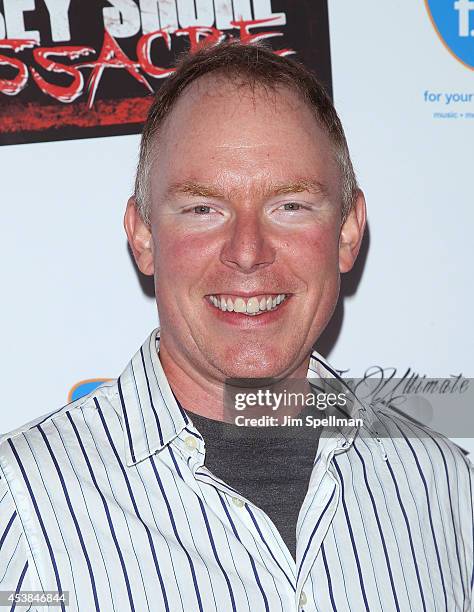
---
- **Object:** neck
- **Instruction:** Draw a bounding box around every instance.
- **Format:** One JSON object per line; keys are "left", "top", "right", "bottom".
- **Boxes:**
{"left": 158, "top": 340, "right": 226, "bottom": 419}
{"left": 157, "top": 338, "right": 313, "bottom": 423}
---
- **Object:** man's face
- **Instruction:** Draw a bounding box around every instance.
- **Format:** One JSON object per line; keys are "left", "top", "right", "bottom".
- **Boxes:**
{"left": 129, "top": 76, "right": 364, "bottom": 382}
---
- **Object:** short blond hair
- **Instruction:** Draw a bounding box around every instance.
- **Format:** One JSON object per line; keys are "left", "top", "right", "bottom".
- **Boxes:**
{"left": 135, "top": 40, "right": 358, "bottom": 224}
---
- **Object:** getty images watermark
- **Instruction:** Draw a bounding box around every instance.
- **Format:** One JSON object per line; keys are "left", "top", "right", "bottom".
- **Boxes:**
{"left": 221, "top": 378, "right": 362, "bottom": 439}
{"left": 232, "top": 387, "right": 358, "bottom": 428}
{"left": 220, "top": 374, "right": 474, "bottom": 443}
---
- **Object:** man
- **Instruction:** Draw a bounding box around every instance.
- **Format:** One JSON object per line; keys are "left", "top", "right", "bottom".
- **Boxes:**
{"left": 0, "top": 41, "right": 472, "bottom": 611}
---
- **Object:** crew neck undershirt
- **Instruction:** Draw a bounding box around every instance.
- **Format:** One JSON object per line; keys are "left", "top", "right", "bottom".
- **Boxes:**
{"left": 180, "top": 402, "right": 321, "bottom": 560}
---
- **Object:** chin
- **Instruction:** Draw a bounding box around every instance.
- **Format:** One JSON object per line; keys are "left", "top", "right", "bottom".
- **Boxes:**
{"left": 219, "top": 349, "right": 288, "bottom": 381}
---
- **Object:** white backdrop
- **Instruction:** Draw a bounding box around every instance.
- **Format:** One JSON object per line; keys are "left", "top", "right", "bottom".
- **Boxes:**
{"left": 1, "top": 2, "right": 472, "bottom": 451}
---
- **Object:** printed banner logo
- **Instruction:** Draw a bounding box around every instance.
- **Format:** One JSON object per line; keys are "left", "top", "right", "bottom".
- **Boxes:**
{"left": 0, "top": 0, "right": 331, "bottom": 146}
{"left": 425, "top": 0, "right": 474, "bottom": 69}
{"left": 68, "top": 379, "right": 110, "bottom": 402}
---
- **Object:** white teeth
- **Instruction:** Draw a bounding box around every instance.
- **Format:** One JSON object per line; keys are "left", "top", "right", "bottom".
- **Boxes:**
{"left": 233, "top": 297, "right": 246, "bottom": 313}
{"left": 246, "top": 297, "right": 259, "bottom": 314}
{"left": 209, "top": 294, "right": 287, "bottom": 315}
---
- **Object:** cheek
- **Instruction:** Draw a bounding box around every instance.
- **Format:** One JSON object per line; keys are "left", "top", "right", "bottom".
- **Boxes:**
{"left": 153, "top": 227, "right": 217, "bottom": 281}
{"left": 288, "top": 225, "right": 340, "bottom": 274}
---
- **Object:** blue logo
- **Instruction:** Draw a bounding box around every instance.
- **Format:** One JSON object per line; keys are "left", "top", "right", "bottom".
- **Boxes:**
{"left": 425, "top": 0, "right": 474, "bottom": 69}
{"left": 68, "top": 379, "right": 110, "bottom": 402}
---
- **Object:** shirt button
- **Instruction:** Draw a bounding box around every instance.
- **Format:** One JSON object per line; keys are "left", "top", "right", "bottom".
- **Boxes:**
{"left": 299, "top": 591, "right": 307, "bottom": 607}
{"left": 184, "top": 435, "right": 198, "bottom": 450}
{"left": 231, "top": 496, "right": 245, "bottom": 507}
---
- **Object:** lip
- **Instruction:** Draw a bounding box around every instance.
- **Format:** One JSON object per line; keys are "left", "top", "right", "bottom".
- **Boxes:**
{"left": 204, "top": 294, "right": 292, "bottom": 327}
{"left": 205, "top": 291, "right": 288, "bottom": 299}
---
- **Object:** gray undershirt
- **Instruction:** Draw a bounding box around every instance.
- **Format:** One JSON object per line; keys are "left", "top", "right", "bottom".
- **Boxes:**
{"left": 181, "top": 403, "right": 321, "bottom": 561}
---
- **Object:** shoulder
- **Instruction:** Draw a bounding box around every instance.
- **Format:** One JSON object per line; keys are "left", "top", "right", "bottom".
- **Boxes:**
{"left": 362, "top": 404, "right": 473, "bottom": 495}
{"left": 0, "top": 379, "right": 120, "bottom": 466}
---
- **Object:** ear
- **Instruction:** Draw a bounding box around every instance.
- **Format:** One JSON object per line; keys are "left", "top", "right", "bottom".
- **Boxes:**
{"left": 338, "top": 190, "right": 367, "bottom": 273}
{"left": 124, "top": 197, "right": 154, "bottom": 276}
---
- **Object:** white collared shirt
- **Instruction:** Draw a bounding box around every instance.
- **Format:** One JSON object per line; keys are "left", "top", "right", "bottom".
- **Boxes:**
{"left": 0, "top": 328, "right": 472, "bottom": 611}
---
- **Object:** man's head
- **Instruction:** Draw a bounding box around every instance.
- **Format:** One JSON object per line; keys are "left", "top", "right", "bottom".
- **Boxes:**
{"left": 134, "top": 42, "right": 359, "bottom": 226}
{"left": 125, "top": 40, "right": 366, "bottom": 385}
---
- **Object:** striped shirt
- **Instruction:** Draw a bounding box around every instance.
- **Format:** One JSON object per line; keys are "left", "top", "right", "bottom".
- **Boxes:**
{"left": 0, "top": 327, "right": 472, "bottom": 611}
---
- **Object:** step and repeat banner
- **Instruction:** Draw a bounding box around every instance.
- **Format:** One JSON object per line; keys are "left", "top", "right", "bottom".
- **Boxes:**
{"left": 1, "top": 1, "right": 473, "bottom": 451}
{"left": 0, "top": 0, "right": 331, "bottom": 143}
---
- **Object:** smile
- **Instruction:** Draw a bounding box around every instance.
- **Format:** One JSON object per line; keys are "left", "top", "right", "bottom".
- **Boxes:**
{"left": 208, "top": 294, "right": 288, "bottom": 316}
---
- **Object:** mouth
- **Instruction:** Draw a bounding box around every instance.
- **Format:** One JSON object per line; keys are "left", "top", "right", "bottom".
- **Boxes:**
{"left": 206, "top": 293, "right": 290, "bottom": 317}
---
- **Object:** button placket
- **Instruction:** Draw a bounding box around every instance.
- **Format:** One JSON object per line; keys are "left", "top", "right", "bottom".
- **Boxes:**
{"left": 296, "top": 449, "right": 340, "bottom": 609}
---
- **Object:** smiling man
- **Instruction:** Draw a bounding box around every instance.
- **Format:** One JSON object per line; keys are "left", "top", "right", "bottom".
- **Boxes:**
{"left": 124, "top": 53, "right": 363, "bottom": 416}
{"left": 1, "top": 41, "right": 472, "bottom": 612}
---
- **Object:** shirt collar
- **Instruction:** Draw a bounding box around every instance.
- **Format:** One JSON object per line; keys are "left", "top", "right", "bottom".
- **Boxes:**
{"left": 117, "top": 327, "right": 365, "bottom": 467}
{"left": 306, "top": 346, "right": 367, "bottom": 451}
{"left": 117, "top": 328, "right": 190, "bottom": 466}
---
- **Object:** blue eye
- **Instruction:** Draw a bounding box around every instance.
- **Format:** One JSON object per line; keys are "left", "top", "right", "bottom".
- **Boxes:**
{"left": 194, "top": 205, "right": 212, "bottom": 214}
{"left": 282, "top": 202, "right": 301, "bottom": 211}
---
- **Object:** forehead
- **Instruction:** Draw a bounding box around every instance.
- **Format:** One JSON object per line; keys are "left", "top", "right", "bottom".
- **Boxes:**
{"left": 151, "top": 74, "right": 339, "bottom": 198}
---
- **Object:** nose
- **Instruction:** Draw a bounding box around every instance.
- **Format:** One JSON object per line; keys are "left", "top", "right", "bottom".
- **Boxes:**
{"left": 219, "top": 210, "right": 276, "bottom": 273}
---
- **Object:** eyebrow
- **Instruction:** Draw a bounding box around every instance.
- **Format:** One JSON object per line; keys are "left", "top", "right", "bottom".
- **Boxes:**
{"left": 165, "top": 178, "right": 329, "bottom": 200}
